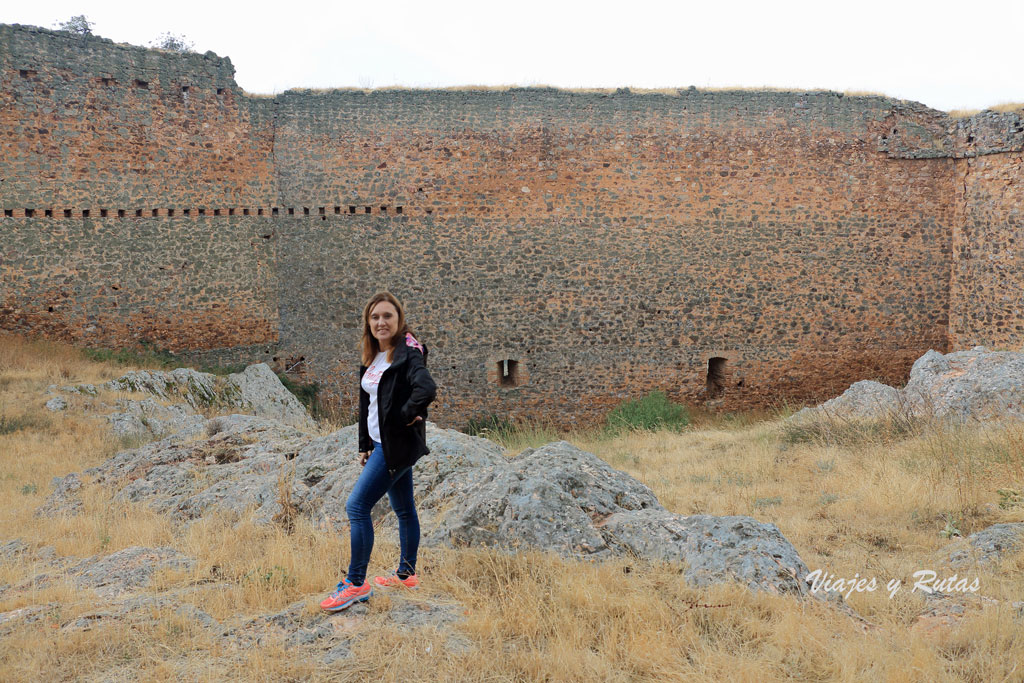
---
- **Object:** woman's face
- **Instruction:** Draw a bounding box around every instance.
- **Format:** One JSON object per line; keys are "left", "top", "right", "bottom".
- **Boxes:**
{"left": 369, "top": 300, "right": 400, "bottom": 349}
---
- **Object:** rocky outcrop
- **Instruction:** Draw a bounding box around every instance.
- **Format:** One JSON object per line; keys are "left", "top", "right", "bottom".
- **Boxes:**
{"left": 793, "top": 348, "right": 1024, "bottom": 423}
{"left": 40, "top": 421, "right": 815, "bottom": 596}
{"left": 106, "top": 397, "right": 204, "bottom": 438}
{"left": 99, "top": 363, "right": 315, "bottom": 431}
{"left": 0, "top": 540, "right": 466, "bottom": 660}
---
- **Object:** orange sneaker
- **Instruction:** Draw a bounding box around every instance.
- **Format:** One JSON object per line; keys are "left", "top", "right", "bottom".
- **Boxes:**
{"left": 373, "top": 573, "right": 419, "bottom": 589}
{"left": 320, "top": 579, "right": 372, "bottom": 611}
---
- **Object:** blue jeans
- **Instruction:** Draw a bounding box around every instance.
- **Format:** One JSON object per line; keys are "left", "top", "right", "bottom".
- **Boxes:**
{"left": 344, "top": 441, "right": 419, "bottom": 586}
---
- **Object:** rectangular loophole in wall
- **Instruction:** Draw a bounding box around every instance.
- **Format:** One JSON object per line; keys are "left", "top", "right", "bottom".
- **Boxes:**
{"left": 100, "top": 209, "right": 109, "bottom": 218}
{"left": 272, "top": 208, "right": 279, "bottom": 216}
{"left": 135, "top": 209, "right": 143, "bottom": 217}
{"left": 229, "top": 208, "right": 236, "bottom": 216}
{"left": 303, "top": 207, "right": 310, "bottom": 216}
{"left": 380, "top": 206, "right": 388, "bottom": 214}
{"left": 497, "top": 359, "right": 520, "bottom": 388}
{"left": 4, "top": 210, "right": 13, "bottom": 217}
{"left": 243, "top": 208, "right": 250, "bottom": 216}
{"left": 20, "top": 69, "right": 36, "bottom": 79}
{"left": 216, "top": 88, "right": 225, "bottom": 95}
{"left": 348, "top": 206, "right": 356, "bottom": 214}
{"left": 364, "top": 206, "right": 371, "bottom": 214}
{"left": 168, "top": 209, "right": 176, "bottom": 217}
{"left": 318, "top": 207, "right": 325, "bottom": 216}
{"left": 198, "top": 209, "right": 206, "bottom": 216}
{"left": 82, "top": 210, "right": 90, "bottom": 218}
{"left": 25, "top": 209, "right": 35, "bottom": 218}
{"left": 134, "top": 79, "right": 149, "bottom": 89}
{"left": 98, "top": 77, "right": 116, "bottom": 87}
{"left": 396, "top": 206, "right": 403, "bottom": 215}
{"left": 213, "top": 209, "right": 222, "bottom": 216}
{"left": 257, "top": 208, "right": 264, "bottom": 216}
{"left": 334, "top": 206, "right": 341, "bottom": 214}
{"left": 45, "top": 209, "right": 53, "bottom": 217}
{"left": 151, "top": 209, "right": 158, "bottom": 217}
{"left": 117, "top": 209, "right": 125, "bottom": 218}
{"left": 706, "top": 357, "right": 727, "bottom": 399}
{"left": 63, "top": 209, "right": 72, "bottom": 218}
{"left": 288, "top": 208, "right": 295, "bottom": 216}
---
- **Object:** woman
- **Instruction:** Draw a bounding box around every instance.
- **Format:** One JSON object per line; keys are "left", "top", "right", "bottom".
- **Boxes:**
{"left": 321, "top": 292, "right": 437, "bottom": 612}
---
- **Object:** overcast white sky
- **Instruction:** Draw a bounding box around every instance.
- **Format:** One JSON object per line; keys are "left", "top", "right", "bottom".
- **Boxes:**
{"left": 5, "top": 1, "right": 1023, "bottom": 112}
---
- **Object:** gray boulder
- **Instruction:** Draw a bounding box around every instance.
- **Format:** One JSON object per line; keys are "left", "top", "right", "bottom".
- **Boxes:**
{"left": 601, "top": 510, "right": 812, "bottom": 595}
{"left": 101, "top": 364, "right": 314, "bottom": 430}
{"left": 906, "top": 348, "right": 1024, "bottom": 421}
{"left": 425, "top": 441, "right": 662, "bottom": 556}
{"left": 790, "top": 380, "right": 904, "bottom": 423}
{"left": 945, "top": 522, "right": 1024, "bottom": 569}
{"left": 45, "top": 396, "right": 68, "bottom": 412}
{"left": 224, "top": 364, "right": 315, "bottom": 430}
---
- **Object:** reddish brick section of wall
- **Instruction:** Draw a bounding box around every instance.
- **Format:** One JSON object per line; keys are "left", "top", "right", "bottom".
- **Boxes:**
{"left": 272, "top": 91, "right": 956, "bottom": 424}
{"left": 0, "top": 25, "right": 276, "bottom": 212}
{"left": 2, "top": 23, "right": 1022, "bottom": 428}
{"left": 950, "top": 151, "right": 1024, "bottom": 350}
{"left": 886, "top": 109, "right": 1024, "bottom": 353}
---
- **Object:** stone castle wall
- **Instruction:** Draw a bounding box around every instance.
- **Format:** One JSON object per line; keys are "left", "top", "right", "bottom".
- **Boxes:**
{"left": 2, "top": 24, "right": 1021, "bottom": 426}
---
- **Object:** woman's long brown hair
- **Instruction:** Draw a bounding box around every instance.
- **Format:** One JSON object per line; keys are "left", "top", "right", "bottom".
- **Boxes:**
{"left": 360, "top": 291, "right": 411, "bottom": 366}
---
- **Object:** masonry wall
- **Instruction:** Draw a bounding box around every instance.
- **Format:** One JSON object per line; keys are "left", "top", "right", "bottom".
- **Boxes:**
{"left": 271, "top": 90, "right": 956, "bottom": 424}
{"left": 2, "top": 23, "right": 1021, "bottom": 428}
{"left": 948, "top": 114, "right": 1024, "bottom": 350}
{"left": 0, "top": 24, "right": 280, "bottom": 353}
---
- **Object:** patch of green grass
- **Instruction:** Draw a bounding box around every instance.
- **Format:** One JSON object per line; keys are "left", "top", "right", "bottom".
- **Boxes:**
{"left": 605, "top": 391, "right": 690, "bottom": 434}
{"left": 0, "top": 414, "right": 52, "bottom": 435}
{"left": 82, "top": 343, "right": 180, "bottom": 370}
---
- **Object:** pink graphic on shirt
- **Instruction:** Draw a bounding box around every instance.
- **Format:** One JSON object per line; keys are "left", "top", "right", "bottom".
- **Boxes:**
{"left": 364, "top": 358, "right": 387, "bottom": 389}
{"left": 405, "top": 333, "right": 424, "bottom": 353}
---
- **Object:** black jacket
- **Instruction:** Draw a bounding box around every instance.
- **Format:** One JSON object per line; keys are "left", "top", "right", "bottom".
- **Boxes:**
{"left": 358, "top": 333, "right": 437, "bottom": 475}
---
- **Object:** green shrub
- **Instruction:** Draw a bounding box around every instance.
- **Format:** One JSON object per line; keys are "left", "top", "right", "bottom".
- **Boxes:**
{"left": 604, "top": 391, "right": 690, "bottom": 434}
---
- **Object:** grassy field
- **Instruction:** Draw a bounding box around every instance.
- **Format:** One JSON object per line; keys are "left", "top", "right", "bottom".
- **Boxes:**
{"left": 1, "top": 332, "right": 1022, "bottom": 681}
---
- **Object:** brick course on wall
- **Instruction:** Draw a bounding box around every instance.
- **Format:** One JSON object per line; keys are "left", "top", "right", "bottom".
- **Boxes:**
{"left": 1, "top": 23, "right": 1021, "bottom": 427}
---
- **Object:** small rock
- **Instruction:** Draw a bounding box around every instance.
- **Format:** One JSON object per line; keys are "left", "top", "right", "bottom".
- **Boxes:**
{"left": 45, "top": 396, "right": 68, "bottom": 412}
{"left": 945, "top": 523, "right": 1024, "bottom": 569}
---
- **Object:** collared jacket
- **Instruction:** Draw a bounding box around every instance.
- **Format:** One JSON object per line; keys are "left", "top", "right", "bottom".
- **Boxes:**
{"left": 358, "top": 332, "right": 437, "bottom": 475}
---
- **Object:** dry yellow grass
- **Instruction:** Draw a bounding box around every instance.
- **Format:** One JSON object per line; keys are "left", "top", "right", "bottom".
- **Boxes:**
{"left": 1, "top": 332, "right": 1023, "bottom": 681}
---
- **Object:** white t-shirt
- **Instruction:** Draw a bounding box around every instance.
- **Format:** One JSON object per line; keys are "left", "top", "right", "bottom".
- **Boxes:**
{"left": 362, "top": 351, "right": 392, "bottom": 443}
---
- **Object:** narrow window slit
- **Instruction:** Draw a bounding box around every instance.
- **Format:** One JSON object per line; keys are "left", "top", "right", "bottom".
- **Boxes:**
{"left": 497, "top": 359, "right": 520, "bottom": 388}
{"left": 706, "top": 357, "right": 727, "bottom": 399}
